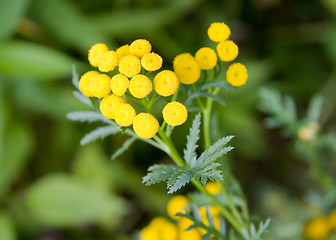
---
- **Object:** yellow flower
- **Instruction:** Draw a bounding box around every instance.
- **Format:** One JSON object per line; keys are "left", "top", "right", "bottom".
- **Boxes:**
{"left": 114, "top": 103, "right": 136, "bottom": 127}
{"left": 226, "top": 62, "right": 248, "bottom": 87}
{"left": 177, "top": 217, "right": 202, "bottom": 240}
{"left": 207, "top": 22, "right": 231, "bottom": 42}
{"left": 119, "top": 55, "right": 142, "bottom": 78}
{"left": 97, "top": 50, "right": 118, "bottom": 72}
{"left": 303, "top": 217, "right": 331, "bottom": 240}
{"left": 205, "top": 181, "right": 221, "bottom": 195}
{"left": 298, "top": 122, "right": 320, "bottom": 142}
{"left": 90, "top": 73, "right": 111, "bottom": 98}
{"left": 328, "top": 210, "right": 336, "bottom": 230}
{"left": 129, "top": 74, "right": 153, "bottom": 99}
{"left": 162, "top": 101, "right": 188, "bottom": 127}
{"left": 79, "top": 71, "right": 99, "bottom": 97}
{"left": 195, "top": 47, "right": 218, "bottom": 70}
{"left": 199, "top": 206, "right": 221, "bottom": 232}
{"left": 133, "top": 113, "right": 159, "bottom": 139}
{"left": 110, "top": 74, "right": 130, "bottom": 96}
{"left": 167, "top": 195, "right": 189, "bottom": 220}
{"left": 130, "top": 39, "right": 152, "bottom": 58}
{"left": 153, "top": 70, "right": 179, "bottom": 97}
{"left": 173, "top": 53, "right": 201, "bottom": 85}
{"left": 88, "top": 43, "right": 108, "bottom": 67}
{"left": 99, "top": 94, "right": 125, "bottom": 119}
{"left": 217, "top": 40, "right": 239, "bottom": 62}
{"left": 141, "top": 52, "right": 163, "bottom": 71}
{"left": 140, "top": 217, "right": 178, "bottom": 240}
{"left": 116, "top": 44, "right": 130, "bottom": 64}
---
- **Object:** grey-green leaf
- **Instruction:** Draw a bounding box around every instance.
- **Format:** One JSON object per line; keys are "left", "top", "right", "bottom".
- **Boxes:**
{"left": 66, "top": 111, "right": 112, "bottom": 124}
{"left": 111, "top": 137, "right": 136, "bottom": 161}
{"left": 184, "top": 113, "right": 201, "bottom": 166}
{"left": 143, "top": 164, "right": 181, "bottom": 186}
{"left": 80, "top": 126, "right": 120, "bottom": 145}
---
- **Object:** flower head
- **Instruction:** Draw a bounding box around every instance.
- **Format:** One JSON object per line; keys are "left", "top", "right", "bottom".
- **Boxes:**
{"left": 130, "top": 39, "right": 152, "bottom": 58}
{"left": 133, "top": 113, "right": 159, "bottom": 139}
{"left": 140, "top": 217, "right": 178, "bottom": 240}
{"left": 173, "top": 53, "right": 200, "bottom": 85}
{"left": 207, "top": 22, "right": 231, "bottom": 42}
{"left": 226, "top": 63, "right": 248, "bottom": 87}
{"left": 129, "top": 74, "right": 153, "bottom": 99}
{"left": 97, "top": 50, "right": 118, "bottom": 72}
{"left": 166, "top": 195, "right": 189, "bottom": 219}
{"left": 328, "top": 210, "right": 336, "bottom": 230}
{"left": 195, "top": 47, "right": 218, "bottom": 70}
{"left": 110, "top": 74, "right": 130, "bottom": 96}
{"left": 205, "top": 181, "right": 221, "bottom": 195}
{"left": 303, "top": 217, "right": 331, "bottom": 240}
{"left": 162, "top": 101, "right": 188, "bottom": 126}
{"left": 79, "top": 71, "right": 100, "bottom": 97}
{"left": 141, "top": 52, "right": 163, "bottom": 71}
{"left": 153, "top": 70, "right": 179, "bottom": 97}
{"left": 90, "top": 73, "right": 111, "bottom": 98}
{"left": 114, "top": 103, "right": 136, "bottom": 127}
{"left": 177, "top": 217, "right": 201, "bottom": 240}
{"left": 116, "top": 44, "right": 130, "bottom": 64}
{"left": 99, "top": 94, "right": 125, "bottom": 119}
{"left": 88, "top": 43, "right": 108, "bottom": 67}
{"left": 217, "top": 40, "right": 239, "bottom": 62}
{"left": 119, "top": 55, "right": 141, "bottom": 78}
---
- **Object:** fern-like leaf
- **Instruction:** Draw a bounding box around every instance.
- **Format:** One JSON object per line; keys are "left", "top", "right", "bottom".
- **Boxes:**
{"left": 111, "top": 137, "right": 136, "bottom": 160}
{"left": 142, "top": 164, "right": 182, "bottom": 186}
{"left": 67, "top": 111, "right": 113, "bottom": 124}
{"left": 80, "top": 125, "right": 120, "bottom": 145}
{"left": 183, "top": 113, "right": 201, "bottom": 165}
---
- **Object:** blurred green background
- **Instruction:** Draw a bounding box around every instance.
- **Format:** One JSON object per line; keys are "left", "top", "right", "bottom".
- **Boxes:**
{"left": 1, "top": 0, "right": 336, "bottom": 239}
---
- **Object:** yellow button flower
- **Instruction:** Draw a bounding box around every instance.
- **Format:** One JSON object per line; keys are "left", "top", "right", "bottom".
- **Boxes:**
{"left": 141, "top": 52, "right": 163, "bottom": 71}
{"left": 177, "top": 217, "right": 201, "bottom": 240}
{"left": 130, "top": 39, "right": 152, "bottom": 58}
{"left": 79, "top": 71, "right": 99, "bottom": 97}
{"left": 140, "top": 217, "right": 178, "bottom": 240}
{"left": 328, "top": 210, "right": 336, "bottom": 230}
{"left": 167, "top": 195, "right": 189, "bottom": 219}
{"left": 116, "top": 44, "right": 130, "bottom": 64}
{"left": 205, "top": 181, "right": 221, "bottom": 195}
{"left": 97, "top": 50, "right": 118, "bottom": 72}
{"left": 99, "top": 94, "right": 125, "bottom": 119}
{"left": 110, "top": 74, "right": 130, "bottom": 96}
{"left": 119, "top": 55, "right": 142, "bottom": 78}
{"left": 207, "top": 22, "right": 231, "bottom": 42}
{"left": 90, "top": 73, "right": 111, "bottom": 98}
{"left": 114, "top": 103, "right": 136, "bottom": 127}
{"left": 88, "top": 43, "right": 108, "bottom": 67}
{"left": 129, "top": 74, "right": 153, "bottom": 99}
{"left": 195, "top": 47, "right": 218, "bottom": 70}
{"left": 133, "top": 113, "right": 159, "bottom": 139}
{"left": 303, "top": 217, "right": 331, "bottom": 240}
{"left": 217, "top": 40, "right": 239, "bottom": 62}
{"left": 162, "top": 101, "right": 188, "bottom": 127}
{"left": 173, "top": 53, "right": 201, "bottom": 85}
{"left": 199, "top": 206, "right": 221, "bottom": 231}
{"left": 153, "top": 70, "right": 179, "bottom": 97}
{"left": 226, "top": 62, "right": 248, "bottom": 87}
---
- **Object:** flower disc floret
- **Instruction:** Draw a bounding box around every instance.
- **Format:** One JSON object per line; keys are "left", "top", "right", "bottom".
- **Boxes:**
{"left": 173, "top": 53, "right": 201, "bottom": 85}
{"left": 195, "top": 47, "right": 218, "bottom": 70}
{"left": 90, "top": 74, "right": 111, "bottom": 98}
{"left": 119, "top": 55, "right": 141, "bottom": 78}
{"left": 303, "top": 217, "right": 331, "bottom": 240}
{"left": 97, "top": 50, "right": 118, "bottom": 72}
{"left": 99, "top": 94, "right": 125, "bottom": 119}
{"left": 129, "top": 39, "right": 152, "bottom": 58}
{"left": 226, "top": 62, "right": 248, "bottom": 87}
{"left": 153, "top": 70, "right": 179, "bottom": 97}
{"left": 114, "top": 103, "right": 136, "bottom": 127}
{"left": 141, "top": 52, "right": 163, "bottom": 71}
{"left": 167, "top": 195, "right": 189, "bottom": 219}
{"left": 110, "top": 74, "right": 130, "bottom": 96}
{"left": 129, "top": 74, "right": 153, "bottom": 99}
{"left": 88, "top": 43, "right": 108, "bottom": 67}
{"left": 162, "top": 101, "right": 188, "bottom": 126}
{"left": 133, "top": 113, "right": 159, "bottom": 139}
{"left": 79, "top": 71, "right": 99, "bottom": 97}
{"left": 207, "top": 22, "right": 231, "bottom": 42}
{"left": 217, "top": 40, "right": 239, "bottom": 62}
{"left": 116, "top": 44, "right": 130, "bottom": 64}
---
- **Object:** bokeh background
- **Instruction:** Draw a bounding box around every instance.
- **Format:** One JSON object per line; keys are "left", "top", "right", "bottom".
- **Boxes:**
{"left": 1, "top": 0, "right": 336, "bottom": 239}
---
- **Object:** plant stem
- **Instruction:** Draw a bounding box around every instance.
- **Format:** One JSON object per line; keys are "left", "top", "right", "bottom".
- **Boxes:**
{"left": 203, "top": 88, "right": 219, "bottom": 149}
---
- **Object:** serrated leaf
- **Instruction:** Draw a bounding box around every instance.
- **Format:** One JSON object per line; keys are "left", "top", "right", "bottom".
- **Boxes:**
{"left": 66, "top": 111, "right": 112, "bottom": 124}
{"left": 73, "top": 91, "right": 93, "bottom": 107}
{"left": 184, "top": 113, "right": 201, "bottom": 166}
{"left": 200, "top": 81, "right": 231, "bottom": 91}
{"left": 167, "top": 170, "right": 194, "bottom": 194}
{"left": 111, "top": 137, "right": 136, "bottom": 161}
{"left": 80, "top": 126, "right": 120, "bottom": 145}
{"left": 186, "top": 91, "right": 226, "bottom": 107}
{"left": 143, "top": 164, "right": 181, "bottom": 186}
{"left": 72, "top": 65, "right": 79, "bottom": 90}
{"left": 307, "top": 95, "right": 323, "bottom": 122}
{"left": 206, "top": 207, "right": 215, "bottom": 228}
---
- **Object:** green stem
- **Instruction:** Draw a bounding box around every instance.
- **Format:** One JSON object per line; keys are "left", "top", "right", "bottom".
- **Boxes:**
{"left": 203, "top": 88, "right": 219, "bottom": 149}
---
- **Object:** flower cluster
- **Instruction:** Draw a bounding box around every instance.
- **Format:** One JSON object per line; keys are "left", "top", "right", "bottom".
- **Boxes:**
{"left": 303, "top": 210, "right": 336, "bottom": 240}
{"left": 140, "top": 182, "right": 223, "bottom": 240}
{"left": 79, "top": 39, "right": 188, "bottom": 139}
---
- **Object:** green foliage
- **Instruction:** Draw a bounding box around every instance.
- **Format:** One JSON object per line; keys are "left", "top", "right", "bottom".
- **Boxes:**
{"left": 241, "top": 219, "right": 271, "bottom": 240}
{"left": 111, "top": 137, "right": 136, "bottom": 160}
{"left": 0, "top": 211, "right": 16, "bottom": 240}
{"left": 143, "top": 114, "right": 234, "bottom": 193}
{"left": 67, "top": 110, "right": 111, "bottom": 124}
{"left": 80, "top": 125, "right": 121, "bottom": 145}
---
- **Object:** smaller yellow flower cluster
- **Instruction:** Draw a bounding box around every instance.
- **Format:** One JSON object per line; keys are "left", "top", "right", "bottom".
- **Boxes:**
{"left": 140, "top": 182, "right": 222, "bottom": 240}
{"left": 80, "top": 40, "right": 188, "bottom": 139}
{"left": 303, "top": 210, "right": 336, "bottom": 240}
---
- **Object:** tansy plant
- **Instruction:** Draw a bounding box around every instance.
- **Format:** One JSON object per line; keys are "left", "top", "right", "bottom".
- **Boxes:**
{"left": 68, "top": 22, "right": 269, "bottom": 239}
